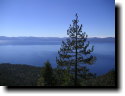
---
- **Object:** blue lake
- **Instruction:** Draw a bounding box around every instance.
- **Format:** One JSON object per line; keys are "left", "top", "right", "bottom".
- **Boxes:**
{"left": 0, "top": 42, "right": 115, "bottom": 75}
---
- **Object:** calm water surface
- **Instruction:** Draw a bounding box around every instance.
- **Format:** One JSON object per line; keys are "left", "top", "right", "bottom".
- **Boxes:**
{"left": 0, "top": 42, "right": 115, "bottom": 75}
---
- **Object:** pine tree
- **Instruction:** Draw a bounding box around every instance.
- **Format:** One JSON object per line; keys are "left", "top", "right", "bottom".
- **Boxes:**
{"left": 37, "top": 61, "right": 54, "bottom": 86}
{"left": 43, "top": 61, "right": 54, "bottom": 86}
{"left": 56, "top": 14, "right": 96, "bottom": 86}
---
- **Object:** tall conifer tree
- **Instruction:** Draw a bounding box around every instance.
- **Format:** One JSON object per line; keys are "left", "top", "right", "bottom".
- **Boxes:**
{"left": 56, "top": 14, "right": 96, "bottom": 86}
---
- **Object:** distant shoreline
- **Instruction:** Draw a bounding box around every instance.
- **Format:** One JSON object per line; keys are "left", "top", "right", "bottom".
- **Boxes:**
{"left": 0, "top": 37, "right": 115, "bottom": 45}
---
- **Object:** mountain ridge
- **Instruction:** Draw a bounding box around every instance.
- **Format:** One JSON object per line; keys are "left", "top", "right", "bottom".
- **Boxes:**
{"left": 0, "top": 36, "right": 115, "bottom": 40}
{"left": 0, "top": 36, "right": 115, "bottom": 45}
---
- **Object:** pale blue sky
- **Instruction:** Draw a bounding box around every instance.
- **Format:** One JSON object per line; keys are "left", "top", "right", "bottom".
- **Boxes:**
{"left": 0, "top": 0, "right": 115, "bottom": 37}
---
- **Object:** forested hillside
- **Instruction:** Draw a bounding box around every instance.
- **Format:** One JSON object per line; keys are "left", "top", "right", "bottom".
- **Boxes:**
{"left": 0, "top": 63, "right": 41, "bottom": 86}
{"left": 0, "top": 63, "right": 115, "bottom": 86}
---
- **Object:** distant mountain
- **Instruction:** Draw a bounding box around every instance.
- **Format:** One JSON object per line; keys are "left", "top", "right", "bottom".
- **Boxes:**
{"left": 88, "top": 37, "right": 115, "bottom": 43}
{"left": 0, "top": 36, "right": 115, "bottom": 45}
{"left": 0, "top": 36, "right": 67, "bottom": 41}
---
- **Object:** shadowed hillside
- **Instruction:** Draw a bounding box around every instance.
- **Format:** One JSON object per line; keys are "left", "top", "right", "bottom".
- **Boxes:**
{"left": 0, "top": 63, "right": 115, "bottom": 86}
{"left": 0, "top": 63, "right": 41, "bottom": 86}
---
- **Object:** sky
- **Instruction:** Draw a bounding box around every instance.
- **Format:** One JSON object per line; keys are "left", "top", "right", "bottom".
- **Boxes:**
{"left": 0, "top": 0, "right": 115, "bottom": 37}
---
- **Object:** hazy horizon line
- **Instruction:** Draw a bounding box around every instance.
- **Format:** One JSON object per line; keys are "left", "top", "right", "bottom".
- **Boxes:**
{"left": 0, "top": 36, "right": 115, "bottom": 38}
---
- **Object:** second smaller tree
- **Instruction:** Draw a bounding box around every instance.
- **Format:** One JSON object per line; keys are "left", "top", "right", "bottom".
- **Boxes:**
{"left": 37, "top": 61, "right": 54, "bottom": 86}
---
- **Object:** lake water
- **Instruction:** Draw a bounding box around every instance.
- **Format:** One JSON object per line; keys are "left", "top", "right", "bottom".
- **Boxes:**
{"left": 0, "top": 42, "right": 115, "bottom": 75}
